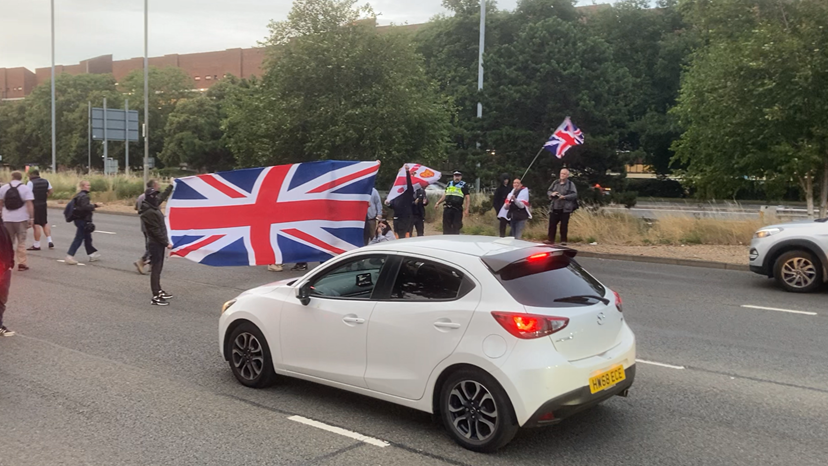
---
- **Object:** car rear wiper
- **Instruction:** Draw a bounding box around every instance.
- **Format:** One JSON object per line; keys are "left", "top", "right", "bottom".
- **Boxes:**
{"left": 553, "top": 295, "right": 610, "bottom": 305}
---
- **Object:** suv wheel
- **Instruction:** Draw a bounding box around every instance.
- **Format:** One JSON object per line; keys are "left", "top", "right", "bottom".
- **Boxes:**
{"left": 228, "top": 322, "right": 276, "bottom": 388}
{"left": 773, "top": 250, "right": 824, "bottom": 293}
{"left": 439, "top": 368, "right": 519, "bottom": 452}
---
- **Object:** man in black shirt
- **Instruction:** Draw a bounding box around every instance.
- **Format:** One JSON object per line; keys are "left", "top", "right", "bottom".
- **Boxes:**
{"left": 26, "top": 169, "right": 54, "bottom": 250}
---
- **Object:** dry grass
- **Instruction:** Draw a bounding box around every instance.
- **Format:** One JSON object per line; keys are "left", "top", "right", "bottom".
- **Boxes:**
{"left": 0, "top": 169, "right": 168, "bottom": 201}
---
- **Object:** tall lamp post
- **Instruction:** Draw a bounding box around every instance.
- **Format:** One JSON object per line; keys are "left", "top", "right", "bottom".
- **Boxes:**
{"left": 475, "top": 0, "right": 486, "bottom": 193}
{"left": 50, "top": 0, "right": 56, "bottom": 173}
{"left": 143, "top": 0, "right": 150, "bottom": 185}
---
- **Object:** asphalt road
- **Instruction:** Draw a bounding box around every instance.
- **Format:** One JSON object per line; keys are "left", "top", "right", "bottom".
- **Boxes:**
{"left": 2, "top": 210, "right": 827, "bottom": 465}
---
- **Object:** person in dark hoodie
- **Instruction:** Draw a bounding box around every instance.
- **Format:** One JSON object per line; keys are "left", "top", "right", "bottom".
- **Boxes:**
{"left": 388, "top": 166, "right": 415, "bottom": 238}
{"left": 493, "top": 173, "right": 511, "bottom": 237}
{"left": 408, "top": 185, "right": 428, "bottom": 237}
{"left": 139, "top": 184, "right": 174, "bottom": 306}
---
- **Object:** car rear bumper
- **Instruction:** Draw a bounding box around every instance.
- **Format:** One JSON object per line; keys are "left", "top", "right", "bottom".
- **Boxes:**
{"left": 523, "top": 364, "right": 636, "bottom": 428}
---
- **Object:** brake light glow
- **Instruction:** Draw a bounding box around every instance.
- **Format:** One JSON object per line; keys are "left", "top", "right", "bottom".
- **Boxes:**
{"left": 613, "top": 290, "right": 623, "bottom": 312}
{"left": 492, "top": 311, "right": 569, "bottom": 339}
{"left": 527, "top": 252, "right": 550, "bottom": 262}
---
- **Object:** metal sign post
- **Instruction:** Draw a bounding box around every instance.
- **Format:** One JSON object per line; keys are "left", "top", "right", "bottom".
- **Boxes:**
{"left": 103, "top": 98, "right": 108, "bottom": 171}
{"left": 125, "top": 99, "right": 130, "bottom": 175}
{"left": 91, "top": 104, "right": 139, "bottom": 175}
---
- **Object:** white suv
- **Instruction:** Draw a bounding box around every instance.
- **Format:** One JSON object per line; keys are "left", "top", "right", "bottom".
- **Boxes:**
{"left": 749, "top": 218, "right": 828, "bottom": 292}
{"left": 219, "top": 236, "right": 635, "bottom": 452}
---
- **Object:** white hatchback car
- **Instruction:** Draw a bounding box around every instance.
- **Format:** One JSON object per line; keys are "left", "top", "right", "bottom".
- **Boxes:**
{"left": 219, "top": 236, "right": 636, "bottom": 452}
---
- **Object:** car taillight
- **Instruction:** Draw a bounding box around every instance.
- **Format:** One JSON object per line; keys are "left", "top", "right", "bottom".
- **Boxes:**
{"left": 613, "top": 291, "right": 623, "bottom": 313}
{"left": 491, "top": 311, "right": 569, "bottom": 339}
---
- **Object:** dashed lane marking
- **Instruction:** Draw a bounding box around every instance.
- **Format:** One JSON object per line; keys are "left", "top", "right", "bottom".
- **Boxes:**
{"left": 288, "top": 415, "right": 390, "bottom": 448}
{"left": 636, "top": 359, "right": 685, "bottom": 370}
{"left": 93, "top": 230, "right": 117, "bottom": 235}
{"left": 741, "top": 304, "right": 817, "bottom": 316}
{"left": 56, "top": 260, "right": 85, "bottom": 266}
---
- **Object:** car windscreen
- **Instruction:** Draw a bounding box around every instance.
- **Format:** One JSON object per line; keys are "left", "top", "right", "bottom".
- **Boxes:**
{"left": 494, "top": 256, "right": 606, "bottom": 308}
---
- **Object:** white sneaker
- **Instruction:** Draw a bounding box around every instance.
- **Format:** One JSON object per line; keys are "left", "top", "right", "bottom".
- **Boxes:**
{"left": 267, "top": 264, "right": 283, "bottom": 272}
{"left": 89, "top": 252, "right": 101, "bottom": 262}
{"left": 65, "top": 255, "right": 79, "bottom": 265}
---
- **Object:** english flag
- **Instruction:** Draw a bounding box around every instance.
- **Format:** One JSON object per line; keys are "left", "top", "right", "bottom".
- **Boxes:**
{"left": 165, "top": 161, "right": 380, "bottom": 267}
{"left": 385, "top": 164, "right": 441, "bottom": 203}
{"left": 543, "top": 117, "right": 584, "bottom": 159}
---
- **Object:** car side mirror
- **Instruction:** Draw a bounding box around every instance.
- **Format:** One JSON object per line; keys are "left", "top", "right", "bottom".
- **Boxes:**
{"left": 296, "top": 283, "right": 311, "bottom": 306}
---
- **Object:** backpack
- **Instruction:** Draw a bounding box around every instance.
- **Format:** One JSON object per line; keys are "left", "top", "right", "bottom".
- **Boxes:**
{"left": 64, "top": 198, "right": 77, "bottom": 222}
{"left": 3, "top": 184, "right": 24, "bottom": 210}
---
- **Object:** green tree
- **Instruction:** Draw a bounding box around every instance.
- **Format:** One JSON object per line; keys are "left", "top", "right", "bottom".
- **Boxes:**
{"left": 226, "top": 0, "right": 452, "bottom": 186}
{"left": 673, "top": 0, "right": 828, "bottom": 217}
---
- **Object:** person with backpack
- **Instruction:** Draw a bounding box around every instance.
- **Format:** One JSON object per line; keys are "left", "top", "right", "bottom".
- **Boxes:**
{"left": 0, "top": 171, "right": 35, "bottom": 271}
{"left": 139, "top": 185, "right": 174, "bottom": 306}
{"left": 26, "top": 169, "right": 54, "bottom": 250}
{"left": 65, "top": 180, "right": 102, "bottom": 265}
{"left": 0, "top": 215, "right": 16, "bottom": 336}
{"left": 547, "top": 168, "right": 579, "bottom": 245}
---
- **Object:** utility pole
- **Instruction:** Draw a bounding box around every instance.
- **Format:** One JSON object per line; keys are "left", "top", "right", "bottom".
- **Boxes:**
{"left": 475, "top": 0, "right": 486, "bottom": 193}
{"left": 143, "top": 0, "right": 150, "bottom": 185}
{"left": 50, "top": 0, "right": 56, "bottom": 173}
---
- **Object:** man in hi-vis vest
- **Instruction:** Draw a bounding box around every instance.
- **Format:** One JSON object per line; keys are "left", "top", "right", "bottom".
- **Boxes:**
{"left": 434, "top": 170, "right": 470, "bottom": 235}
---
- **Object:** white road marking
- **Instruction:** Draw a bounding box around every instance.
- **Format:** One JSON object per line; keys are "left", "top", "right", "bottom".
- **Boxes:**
{"left": 636, "top": 359, "right": 685, "bottom": 370}
{"left": 288, "top": 415, "right": 390, "bottom": 448}
{"left": 741, "top": 304, "right": 817, "bottom": 316}
{"left": 56, "top": 260, "right": 85, "bottom": 266}
{"left": 94, "top": 230, "right": 117, "bottom": 235}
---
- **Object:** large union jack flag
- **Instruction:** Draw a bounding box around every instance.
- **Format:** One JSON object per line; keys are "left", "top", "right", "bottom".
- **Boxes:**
{"left": 166, "top": 161, "right": 380, "bottom": 267}
{"left": 543, "top": 117, "right": 584, "bottom": 159}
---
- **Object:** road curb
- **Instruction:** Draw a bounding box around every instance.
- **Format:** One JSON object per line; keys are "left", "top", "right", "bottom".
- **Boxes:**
{"left": 47, "top": 205, "right": 138, "bottom": 218}
{"left": 576, "top": 250, "right": 749, "bottom": 271}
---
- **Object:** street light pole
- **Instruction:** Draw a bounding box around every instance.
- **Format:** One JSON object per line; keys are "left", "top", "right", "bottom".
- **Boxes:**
{"left": 475, "top": 0, "right": 486, "bottom": 193}
{"left": 143, "top": 0, "right": 149, "bottom": 185}
{"left": 50, "top": 0, "right": 56, "bottom": 173}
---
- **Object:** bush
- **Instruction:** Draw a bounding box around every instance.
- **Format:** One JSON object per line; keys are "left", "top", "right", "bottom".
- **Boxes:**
{"left": 626, "top": 178, "right": 685, "bottom": 198}
{"left": 114, "top": 177, "right": 145, "bottom": 199}
{"left": 611, "top": 191, "right": 638, "bottom": 209}
{"left": 89, "top": 177, "right": 109, "bottom": 193}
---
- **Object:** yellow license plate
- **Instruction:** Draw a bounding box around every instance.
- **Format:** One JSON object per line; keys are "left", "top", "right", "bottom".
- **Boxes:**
{"left": 589, "top": 365, "right": 626, "bottom": 394}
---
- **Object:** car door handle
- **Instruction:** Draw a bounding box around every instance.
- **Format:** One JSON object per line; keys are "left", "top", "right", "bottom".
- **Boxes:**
{"left": 343, "top": 317, "right": 365, "bottom": 324}
{"left": 433, "top": 321, "right": 461, "bottom": 330}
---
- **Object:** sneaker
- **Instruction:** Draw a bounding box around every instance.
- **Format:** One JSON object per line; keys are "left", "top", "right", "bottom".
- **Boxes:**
{"left": 65, "top": 255, "right": 79, "bottom": 265}
{"left": 89, "top": 252, "right": 101, "bottom": 262}
{"left": 17, "top": 264, "right": 29, "bottom": 271}
{"left": 134, "top": 260, "right": 146, "bottom": 275}
{"left": 26, "top": 246, "right": 41, "bottom": 251}
{"left": 291, "top": 263, "right": 309, "bottom": 272}
{"left": 267, "top": 264, "right": 283, "bottom": 272}
{"left": 159, "top": 290, "right": 173, "bottom": 300}
{"left": 151, "top": 296, "right": 170, "bottom": 306}
{"left": 560, "top": 242, "right": 568, "bottom": 247}
{"left": 0, "top": 326, "right": 15, "bottom": 336}
{"left": 49, "top": 242, "right": 55, "bottom": 249}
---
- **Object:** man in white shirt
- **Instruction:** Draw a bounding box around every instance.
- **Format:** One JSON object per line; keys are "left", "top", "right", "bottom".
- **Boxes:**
{"left": 0, "top": 171, "right": 35, "bottom": 271}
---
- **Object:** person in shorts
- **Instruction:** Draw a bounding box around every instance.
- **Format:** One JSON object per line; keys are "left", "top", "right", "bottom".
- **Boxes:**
{"left": 26, "top": 169, "right": 54, "bottom": 250}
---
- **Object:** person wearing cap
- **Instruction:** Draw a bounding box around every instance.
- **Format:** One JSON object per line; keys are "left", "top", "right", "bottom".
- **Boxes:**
{"left": 434, "top": 170, "right": 470, "bottom": 235}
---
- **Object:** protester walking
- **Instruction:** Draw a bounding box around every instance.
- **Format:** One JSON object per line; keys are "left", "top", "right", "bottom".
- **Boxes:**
{"left": 65, "top": 181, "right": 101, "bottom": 265}
{"left": 0, "top": 216, "right": 16, "bottom": 336}
{"left": 139, "top": 187, "right": 174, "bottom": 306}
{"left": 389, "top": 167, "right": 415, "bottom": 239}
{"left": 0, "top": 171, "right": 35, "bottom": 271}
{"left": 26, "top": 169, "right": 54, "bottom": 250}
{"left": 409, "top": 185, "right": 428, "bottom": 237}
{"left": 547, "top": 168, "right": 578, "bottom": 245}
{"left": 364, "top": 187, "right": 382, "bottom": 246}
{"left": 435, "top": 170, "right": 470, "bottom": 235}
{"left": 493, "top": 173, "right": 511, "bottom": 237}
{"left": 134, "top": 181, "right": 173, "bottom": 274}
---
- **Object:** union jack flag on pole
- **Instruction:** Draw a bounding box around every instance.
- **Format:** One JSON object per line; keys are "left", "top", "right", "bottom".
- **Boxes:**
{"left": 166, "top": 161, "right": 381, "bottom": 267}
{"left": 543, "top": 117, "right": 584, "bottom": 159}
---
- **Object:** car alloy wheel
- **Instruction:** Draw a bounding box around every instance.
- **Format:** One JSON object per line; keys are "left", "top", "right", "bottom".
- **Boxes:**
{"left": 781, "top": 257, "right": 817, "bottom": 289}
{"left": 448, "top": 380, "right": 499, "bottom": 442}
{"left": 232, "top": 332, "right": 264, "bottom": 381}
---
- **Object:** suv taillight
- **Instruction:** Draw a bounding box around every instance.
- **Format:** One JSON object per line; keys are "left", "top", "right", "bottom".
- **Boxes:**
{"left": 491, "top": 311, "right": 569, "bottom": 339}
{"left": 613, "top": 291, "right": 623, "bottom": 313}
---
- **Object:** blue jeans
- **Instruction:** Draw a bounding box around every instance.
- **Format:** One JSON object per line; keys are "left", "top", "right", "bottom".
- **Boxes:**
{"left": 67, "top": 219, "right": 97, "bottom": 257}
{"left": 0, "top": 269, "right": 10, "bottom": 327}
{"left": 510, "top": 220, "right": 527, "bottom": 240}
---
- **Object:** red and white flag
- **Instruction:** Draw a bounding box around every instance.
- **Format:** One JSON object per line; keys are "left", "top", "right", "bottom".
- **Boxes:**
{"left": 385, "top": 164, "right": 441, "bottom": 203}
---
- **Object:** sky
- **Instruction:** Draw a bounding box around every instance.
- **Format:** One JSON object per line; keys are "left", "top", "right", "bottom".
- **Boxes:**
{"left": 0, "top": 0, "right": 600, "bottom": 71}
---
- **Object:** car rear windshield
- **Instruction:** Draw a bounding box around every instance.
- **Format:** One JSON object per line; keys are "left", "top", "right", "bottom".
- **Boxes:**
{"left": 494, "top": 256, "right": 606, "bottom": 308}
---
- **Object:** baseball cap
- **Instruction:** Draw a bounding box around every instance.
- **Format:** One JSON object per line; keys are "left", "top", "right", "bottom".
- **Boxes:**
{"left": 453, "top": 170, "right": 462, "bottom": 176}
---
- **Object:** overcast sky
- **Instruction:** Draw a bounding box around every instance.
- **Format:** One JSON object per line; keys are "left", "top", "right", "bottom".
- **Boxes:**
{"left": 0, "top": 0, "right": 600, "bottom": 71}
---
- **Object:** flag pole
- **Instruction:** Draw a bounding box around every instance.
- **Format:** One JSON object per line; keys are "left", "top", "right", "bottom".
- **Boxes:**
{"left": 520, "top": 147, "right": 546, "bottom": 182}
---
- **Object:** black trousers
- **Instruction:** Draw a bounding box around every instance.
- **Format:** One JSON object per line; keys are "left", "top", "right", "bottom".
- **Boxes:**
{"left": 149, "top": 242, "right": 166, "bottom": 296}
{"left": 442, "top": 208, "right": 463, "bottom": 235}
{"left": 409, "top": 216, "right": 425, "bottom": 237}
{"left": 498, "top": 217, "right": 509, "bottom": 237}
{"left": 548, "top": 210, "right": 571, "bottom": 243}
{"left": 363, "top": 219, "right": 377, "bottom": 246}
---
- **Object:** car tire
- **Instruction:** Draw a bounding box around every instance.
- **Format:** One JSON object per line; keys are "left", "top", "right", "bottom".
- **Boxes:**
{"left": 227, "top": 322, "right": 276, "bottom": 388}
{"left": 439, "top": 368, "right": 519, "bottom": 453}
{"left": 773, "top": 250, "right": 824, "bottom": 293}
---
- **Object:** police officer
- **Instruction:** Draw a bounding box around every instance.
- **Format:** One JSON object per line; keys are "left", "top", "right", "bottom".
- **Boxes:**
{"left": 434, "top": 170, "right": 470, "bottom": 235}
